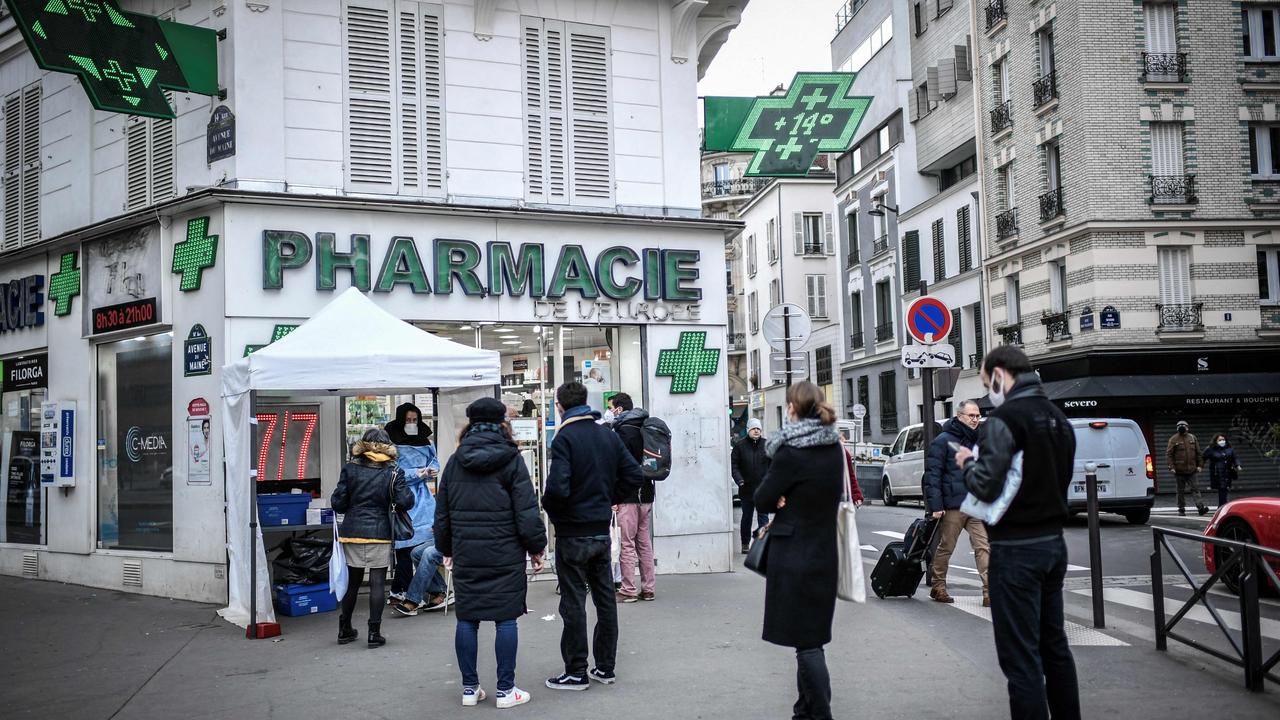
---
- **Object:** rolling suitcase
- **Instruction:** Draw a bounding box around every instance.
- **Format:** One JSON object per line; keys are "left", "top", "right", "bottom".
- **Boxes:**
{"left": 870, "top": 541, "right": 924, "bottom": 598}
{"left": 903, "top": 516, "right": 940, "bottom": 563}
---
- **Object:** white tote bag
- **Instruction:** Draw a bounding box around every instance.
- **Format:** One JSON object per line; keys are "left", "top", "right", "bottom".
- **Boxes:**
{"left": 329, "top": 523, "right": 349, "bottom": 599}
{"left": 836, "top": 450, "right": 867, "bottom": 603}
{"left": 959, "top": 450, "right": 1024, "bottom": 525}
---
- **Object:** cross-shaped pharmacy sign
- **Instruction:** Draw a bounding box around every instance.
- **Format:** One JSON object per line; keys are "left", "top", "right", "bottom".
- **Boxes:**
{"left": 655, "top": 331, "right": 720, "bottom": 394}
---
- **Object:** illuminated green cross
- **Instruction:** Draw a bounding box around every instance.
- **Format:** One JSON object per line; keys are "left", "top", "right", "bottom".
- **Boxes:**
{"left": 729, "top": 72, "right": 871, "bottom": 177}
{"left": 172, "top": 216, "right": 218, "bottom": 291}
{"left": 68, "top": 0, "right": 104, "bottom": 23}
{"left": 102, "top": 59, "right": 136, "bottom": 91}
{"left": 799, "top": 87, "right": 829, "bottom": 110}
{"left": 656, "top": 331, "right": 720, "bottom": 394}
{"left": 49, "top": 251, "right": 81, "bottom": 316}
{"left": 776, "top": 136, "right": 804, "bottom": 160}
{"left": 244, "top": 324, "right": 300, "bottom": 356}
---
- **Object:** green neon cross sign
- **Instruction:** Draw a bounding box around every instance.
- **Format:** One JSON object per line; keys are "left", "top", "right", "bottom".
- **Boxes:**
{"left": 49, "top": 250, "right": 81, "bottom": 316}
{"left": 68, "top": 0, "right": 103, "bottom": 22}
{"left": 172, "top": 216, "right": 218, "bottom": 291}
{"left": 656, "top": 331, "right": 720, "bottom": 394}
{"left": 244, "top": 324, "right": 300, "bottom": 357}
{"left": 102, "top": 58, "right": 136, "bottom": 92}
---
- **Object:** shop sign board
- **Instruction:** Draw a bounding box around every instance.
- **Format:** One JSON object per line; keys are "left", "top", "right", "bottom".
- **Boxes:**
{"left": 83, "top": 224, "right": 162, "bottom": 337}
{"left": 184, "top": 324, "right": 212, "bottom": 376}
{"left": 1, "top": 353, "right": 47, "bottom": 393}
{"left": 0, "top": 274, "right": 45, "bottom": 333}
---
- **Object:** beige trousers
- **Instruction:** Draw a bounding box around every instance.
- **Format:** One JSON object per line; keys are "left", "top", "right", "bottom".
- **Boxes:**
{"left": 930, "top": 509, "right": 990, "bottom": 593}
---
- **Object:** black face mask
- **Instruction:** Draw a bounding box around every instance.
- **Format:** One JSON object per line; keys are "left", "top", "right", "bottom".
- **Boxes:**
{"left": 1178, "top": 428, "right": 1187, "bottom": 435}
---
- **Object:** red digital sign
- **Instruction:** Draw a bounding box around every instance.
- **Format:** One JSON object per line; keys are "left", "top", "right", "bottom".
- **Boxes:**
{"left": 253, "top": 405, "right": 321, "bottom": 495}
{"left": 91, "top": 297, "right": 157, "bottom": 335}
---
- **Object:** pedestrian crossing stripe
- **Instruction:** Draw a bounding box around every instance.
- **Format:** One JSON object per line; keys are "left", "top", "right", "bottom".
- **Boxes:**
{"left": 1070, "top": 587, "right": 1280, "bottom": 641}
{"left": 862, "top": 537, "right": 1089, "bottom": 571}
{"left": 949, "top": 596, "right": 1130, "bottom": 647}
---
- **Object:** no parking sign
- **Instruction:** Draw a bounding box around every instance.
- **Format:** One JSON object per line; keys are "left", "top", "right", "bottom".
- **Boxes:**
{"left": 904, "top": 296, "right": 952, "bottom": 344}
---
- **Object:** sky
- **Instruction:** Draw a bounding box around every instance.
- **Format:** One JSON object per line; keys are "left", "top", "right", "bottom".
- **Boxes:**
{"left": 697, "top": 0, "right": 846, "bottom": 100}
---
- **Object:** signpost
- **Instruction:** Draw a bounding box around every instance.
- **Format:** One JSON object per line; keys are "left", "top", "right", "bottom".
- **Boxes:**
{"left": 902, "top": 286, "right": 952, "bottom": 450}
{"left": 851, "top": 402, "right": 866, "bottom": 459}
{"left": 762, "top": 303, "right": 811, "bottom": 386}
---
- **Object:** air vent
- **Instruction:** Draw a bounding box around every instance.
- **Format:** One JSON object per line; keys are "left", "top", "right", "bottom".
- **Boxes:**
{"left": 122, "top": 560, "right": 143, "bottom": 588}
{"left": 21, "top": 552, "right": 37, "bottom": 578}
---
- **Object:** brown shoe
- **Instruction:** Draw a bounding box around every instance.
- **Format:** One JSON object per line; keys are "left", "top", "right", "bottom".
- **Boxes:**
{"left": 982, "top": 594, "right": 991, "bottom": 608}
{"left": 640, "top": 591, "right": 655, "bottom": 601}
{"left": 929, "top": 587, "right": 954, "bottom": 604}
{"left": 616, "top": 591, "right": 639, "bottom": 603}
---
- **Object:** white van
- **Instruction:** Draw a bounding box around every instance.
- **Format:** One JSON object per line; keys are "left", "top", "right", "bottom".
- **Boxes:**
{"left": 880, "top": 422, "right": 932, "bottom": 505}
{"left": 1069, "top": 418, "right": 1155, "bottom": 524}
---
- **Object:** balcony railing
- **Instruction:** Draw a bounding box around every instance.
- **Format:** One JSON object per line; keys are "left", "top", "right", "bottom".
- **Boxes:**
{"left": 701, "top": 177, "right": 768, "bottom": 200}
{"left": 880, "top": 412, "right": 899, "bottom": 433}
{"left": 996, "top": 207, "right": 1018, "bottom": 239}
{"left": 996, "top": 322, "right": 1023, "bottom": 346}
{"left": 1039, "top": 187, "right": 1064, "bottom": 222}
{"left": 1157, "top": 302, "right": 1203, "bottom": 331}
{"left": 985, "top": 0, "right": 1006, "bottom": 30}
{"left": 1041, "top": 311, "right": 1071, "bottom": 343}
{"left": 872, "top": 234, "right": 889, "bottom": 255}
{"left": 802, "top": 242, "right": 825, "bottom": 256}
{"left": 847, "top": 249, "right": 860, "bottom": 267}
{"left": 874, "top": 321, "right": 894, "bottom": 343}
{"left": 1032, "top": 71, "right": 1057, "bottom": 107}
{"left": 834, "top": 0, "right": 871, "bottom": 35}
{"left": 727, "top": 332, "right": 746, "bottom": 352}
{"left": 1150, "top": 174, "right": 1197, "bottom": 205}
{"left": 1143, "top": 52, "right": 1187, "bottom": 83}
{"left": 849, "top": 331, "right": 864, "bottom": 350}
{"left": 990, "top": 100, "right": 1013, "bottom": 134}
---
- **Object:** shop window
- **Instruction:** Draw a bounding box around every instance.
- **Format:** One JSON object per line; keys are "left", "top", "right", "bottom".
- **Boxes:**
{"left": 1, "top": 358, "right": 46, "bottom": 545}
{"left": 97, "top": 334, "right": 173, "bottom": 552}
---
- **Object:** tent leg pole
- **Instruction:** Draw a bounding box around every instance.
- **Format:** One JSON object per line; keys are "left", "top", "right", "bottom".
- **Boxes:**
{"left": 249, "top": 491, "right": 258, "bottom": 638}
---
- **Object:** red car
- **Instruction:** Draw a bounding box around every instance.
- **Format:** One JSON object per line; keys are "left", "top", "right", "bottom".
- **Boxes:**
{"left": 1203, "top": 497, "right": 1280, "bottom": 594}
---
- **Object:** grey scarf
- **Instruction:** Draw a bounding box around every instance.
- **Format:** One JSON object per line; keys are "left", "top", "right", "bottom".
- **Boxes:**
{"left": 765, "top": 417, "right": 841, "bottom": 458}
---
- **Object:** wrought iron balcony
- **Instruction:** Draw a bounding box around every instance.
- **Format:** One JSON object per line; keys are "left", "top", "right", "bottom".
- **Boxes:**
{"left": 995, "top": 207, "right": 1018, "bottom": 239}
{"left": 701, "top": 177, "right": 769, "bottom": 200}
{"left": 1032, "top": 71, "right": 1057, "bottom": 108}
{"left": 834, "top": 0, "right": 871, "bottom": 35}
{"left": 1041, "top": 311, "right": 1071, "bottom": 343}
{"left": 849, "top": 331, "right": 864, "bottom": 350}
{"left": 1157, "top": 302, "right": 1203, "bottom": 331}
{"left": 1039, "top": 187, "right": 1064, "bottom": 222}
{"left": 985, "top": 0, "right": 1006, "bottom": 30}
{"left": 990, "top": 100, "right": 1012, "bottom": 134}
{"left": 996, "top": 322, "right": 1023, "bottom": 346}
{"left": 872, "top": 234, "right": 889, "bottom": 255}
{"left": 803, "top": 242, "right": 825, "bottom": 256}
{"left": 847, "top": 249, "right": 860, "bottom": 267}
{"left": 1150, "top": 174, "right": 1197, "bottom": 204}
{"left": 1143, "top": 52, "right": 1187, "bottom": 83}
{"left": 880, "top": 412, "right": 899, "bottom": 433}
{"left": 727, "top": 332, "right": 746, "bottom": 352}
{"left": 875, "top": 321, "right": 894, "bottom": 342}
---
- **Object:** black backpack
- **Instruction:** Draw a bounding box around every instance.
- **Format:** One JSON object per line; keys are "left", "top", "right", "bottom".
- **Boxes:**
{"left": 640, "top": 417, "right": 672, "bottom": 481}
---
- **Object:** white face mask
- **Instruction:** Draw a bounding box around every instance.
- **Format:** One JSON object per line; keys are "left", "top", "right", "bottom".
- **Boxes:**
{"left": 602, "top": 409, "right": 615, "bottom": 424}
{"left": 1217, "top": 439, "right": 1227, "bottom": 447}
{"left": 404, "top": 422, "right": 418, "bottom": 436}
{"left": 988, "top": 369, "right": 1008, "bottom": 408}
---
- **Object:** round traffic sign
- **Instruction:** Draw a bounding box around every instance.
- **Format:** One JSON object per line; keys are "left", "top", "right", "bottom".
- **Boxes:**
{"left": 851, "top": 403, "right": 867, "bottom": 420}
{"left": 905, "top": 295, "right": 952, "bottom": 344}
{"left": 761, "top": 303, "right": 812, "bottom": 352}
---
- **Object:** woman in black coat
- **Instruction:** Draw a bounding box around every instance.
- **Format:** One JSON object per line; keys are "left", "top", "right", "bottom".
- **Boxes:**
{"left": 754, "top": 381, "right": 844, "bottom": 720}
{"left": 434, "top": 398, "right": 547, "bottom": 709}
{"left": 1202, "top": 433, "right": 1242, "bottom": 509}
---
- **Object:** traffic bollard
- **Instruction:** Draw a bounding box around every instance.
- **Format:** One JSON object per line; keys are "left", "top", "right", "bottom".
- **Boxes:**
{"left": 1085, "top": 461, "right": 1105, "bottom": 629}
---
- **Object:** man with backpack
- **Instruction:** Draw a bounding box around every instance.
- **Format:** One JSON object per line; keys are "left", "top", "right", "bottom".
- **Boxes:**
{"left": 608, "top": 393, "right": 664, "bottom": 602}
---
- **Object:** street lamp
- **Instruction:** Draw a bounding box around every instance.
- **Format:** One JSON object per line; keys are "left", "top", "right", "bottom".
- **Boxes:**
{"left": 866, "top": 201, "right": 899, "bottom": 217}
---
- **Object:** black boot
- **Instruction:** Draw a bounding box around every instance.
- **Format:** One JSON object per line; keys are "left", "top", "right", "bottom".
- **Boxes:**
{"left": 367, "top": 621, "right": 386, "bottom": 648}
{"left": 338, "top": 615, "right": 358, "bottom": 644}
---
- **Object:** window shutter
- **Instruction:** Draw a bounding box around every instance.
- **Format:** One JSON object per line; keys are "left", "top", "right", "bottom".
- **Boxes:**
{"left": 1151, "top": 122, "right": 1184, "bottom": 177}
{"left": 18, "top": 83, "right": 38, "bottom": 244}
{"left": 125, "top": 117, "right": 149, "bottom": 210}
{"left": 957, "top": 205, "right": 972, "bottom": 273}
{"left": 149, "top": 97, "right": 176, "bottom": 204}
{"left": 903, "top": 230, "right": 921, "bottom": 289}
{"left": 1145, "top": 3, "right": 1177, "bottom": 54}
{"left": 937, "top": 58, "right": 957, "bottom": 97}
{"left": 947, "top": 308, "right": 962, "bottom": 361}
{"left": 345, "top": 1, "right": 396, "bottom": 191}
{"left": 793, "top": 212, "right": 804, "bottom": 254}
{"left": 955, "top": 40, "right": 972, "bottom": 80}
{"left": 818, "top": 275, "right": 827, "bottom": 317}
{"left": 566, "top": 24, "right": 612, "bottom": 205}
{"left": 1158, "top": 246, "right": 1191, "bottom": 305}
{"left": 973, "top": 303, "right": 985, "bottom": 363}
{"left": 823, "top": 211, "right": 834, "bottom": 254}
{"left": 396, "top": 2, "right": 445, "bottom": 196}
{"left": 908, "top": 85, "right": 920, "bottom": 121}
{"left": 926, "top": 65, "right": 939, "bottom": 107}
{"left": 932, "top": 219, "right": 945, "bottom": 281}
{"left": 2, "top": 91, "right": 20, "bottom": 250}
{"left": 806, "top": 275, "right": 816, "bottom": 316}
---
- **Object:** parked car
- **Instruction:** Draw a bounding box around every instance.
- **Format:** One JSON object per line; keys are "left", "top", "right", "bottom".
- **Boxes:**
{"left": 1203, "top": 496, "right": 1280, "bottom": 595}
{"left": 880, "top": 423, "right": 933, "bottom": 506}
{"left": 1067, "top": 419, "right": 1155, "bottom": 525}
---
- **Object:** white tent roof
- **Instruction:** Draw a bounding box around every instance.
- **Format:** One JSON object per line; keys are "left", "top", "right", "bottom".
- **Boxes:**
{"left": 222, "top": 287, "right": 501, "bottom": 396}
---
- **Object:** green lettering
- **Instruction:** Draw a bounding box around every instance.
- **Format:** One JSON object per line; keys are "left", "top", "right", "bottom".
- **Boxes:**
{"left": 643, "top": 249, "right": 662, "bottom": 300}
{"left": 547, "top": 245, "right": 599, "bottom": 299}
{"left": 662, "top": 249, "right": 702, "bottom": 301}
{"left": 487, "top": 242, "right": 545, "bottom": 297}
{"left": 433, "top": 239, "right": 485, "bottom": 295}
{"left": 374, "top": 236, "right": 431, "bottom": 293}
{"left": 262, "top": 230, "right": 313, "bottom": 289}
{"left": 316, "top": 233, "right": 371, "bottom": 291}
{"left": 595, "top": 247, "right": 641, "bottom": 300}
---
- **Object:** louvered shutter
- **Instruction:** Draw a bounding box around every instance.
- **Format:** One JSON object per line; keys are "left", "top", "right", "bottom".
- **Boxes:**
{"left": 973, "top": 303, "right": 985, "bottom": 364}
{"left": 947, "top": 308, "right": 962, "bottom": 362}
{"left": 908, "top": 85, "right": 920, "bottom": 121}
{"left": 346, "top": 1, "right": 395, "bottom": 191}
{"left": 937, "top": 58, "right": 957, "bottom": 97}
{"left": 957, "top": 205, "right": 972, "bottom": 273}
{"left": 150, "top": 94, "right": 176, "bottom": 204}
{"left": 125, "top": 117, "right": 149, "bottom": 210}
{"left": 1145, "top": 3, "right": 1177, "bottom": 54}
{"left": 926, "top": 66, "right": 939, "bottom": 107}
{"left": 817, "top": 275, "right": 827, "bottom": 317}
{"left": 1158, "top": 246, "right": 1191, "bottom": 305}
{"left": 903, "top": 230, "right": 921, "bottom": 289}
{"left": 419, "top": 5, "right": 445, "bottom": 195}
{"left": 955, "top": 40, "right": 972, "bottom": 81}
{"left": 18, "top": 83, "right": 38, "bottom": 244}
{"left": 1151, "top": 122, "right": 1184, "bottom": 177}
{"left": 524, "top": 18, "right": 569, "bottom": 204}
{"left": 2, "top": 91, "right": 21, "bottom": 250}
{"left": 823, "top": 212, "right": 834, "bottom": 254}
{"left": 932, "top": 219, "right": 945, "bottom": 281}
{"left": 793, "top": 212, "right": 804, "bottom": 254}
{"left": 566, "top": 23, "right": 612, "bottom": 205}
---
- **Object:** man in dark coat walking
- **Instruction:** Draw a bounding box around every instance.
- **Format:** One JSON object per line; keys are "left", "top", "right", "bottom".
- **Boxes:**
{"left": 731, "top": 418, "right": 771, "bottom": 553}
{"left": 543, "top": 382, "right": 644, "bottom": 691}
{"left": 924, "top": 400, "right": 988, "bottom": 605}
{"left": 609, "top": 393, "right": 657, "bottom": 602}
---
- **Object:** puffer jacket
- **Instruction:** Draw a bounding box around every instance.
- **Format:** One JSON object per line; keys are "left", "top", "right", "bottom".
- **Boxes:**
{"left": 1202, "top": 444, "right": 1239, "bottom": 489}
{"left": 1166, "top": 432, "right": 1201, "bottom": 475}
{"left": 924, "top": 417, "right": 978, "bottom": 513}
{"left": 731, "top": 435, "right": 770, "bottom": 500}
{"left": 612, "top": 408, "right": 655, "bottom": 504}
{"left": 331, "top": 457, "right": 414, "bottom": 541}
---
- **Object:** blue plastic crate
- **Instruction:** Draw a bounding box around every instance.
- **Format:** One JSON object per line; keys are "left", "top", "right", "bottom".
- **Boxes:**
{"left": 257, "top": 493, "right": 311, "bottom": 526}
{"left": 274, "top": 582, "right": 337, "bottom": 616}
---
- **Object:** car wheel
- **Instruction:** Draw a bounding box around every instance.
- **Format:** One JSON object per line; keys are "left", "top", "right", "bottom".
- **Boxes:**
{"left": 1124, "top": 508, "right": 1150, "bottom": 525}
{"left": 881, "top": 480, "right": 897, "bottom": 507}
{"left": 1214, "top": 520, "right": 1258, "bottom": 595}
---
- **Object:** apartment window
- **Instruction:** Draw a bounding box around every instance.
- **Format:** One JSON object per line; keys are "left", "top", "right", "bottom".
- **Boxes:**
{"left": 815, "top": 345, "right": 833, "bottom": 386}
{"left": 124, "top": 109, "right": 176, "bottom": 212}
{"left": 1144, "top": 3, "right": 1179, "bottom": 80}
{"left": 939, "top": 155, "right": 976, "bottom": 191}
{"left": 1, "top": 82, "right": 40, "bottom": 250}
{"left": 875, "top": 279, "right": 893, "bottom": 327}
{"left": 996, "top": 164, "right": 1014, "bottom": 211}
{"left": 346, "top": 1, "right": 447, "bottom": 197}
{"left": 1157, "top": 246, "right": 1192, "bottom": 307}
{"left": 522, "top": 16, "right": 611, "bottom": 205}
{"left": 712, "top": 162, "right": 730, "bottom": 183}
{"left": 843, "top": 15, "right": 894, "bottom": 74}
{"left": 879, "top": 370, "right": 898, "bottom": 432}
{"left": 857, "top": 375, "right": 870, "bottom": 408}
{"left": 957, "top": 205, "right": 972, "bottom": 273}
{"left": 767, "top": 218, "right": 778, "bottom": 264}
{"left": 903, "top": 230, "right": 921, "bottom": 290}
{"left": 769, "top": 278, "right": 781, "bottom": 308}
{"left": 806, "top": 274, "right": 828, "bottom": 318}
{"left": 1005, "top": 275, "right": 1021, "bottom": 323}
{"left": 1148, "top": 122, "right": 1186, "bottom": 181}
{"left": 936, "top": 0, "right": 954, "bottom": 18}
{"left": 852, "top": 149, "right": 863, "bottom": 175}
{"left": 878, "top": 125, "right": 891, "bottom": 154}
{"left": 849, "top": 291, "right": 863, "bottom": 339}
{"left": 748, "top": 291, "right": 759, "bottom": 333}
{"left": 994, "top": 59, "right": 1009, "bottom": 104}
{"left": 931, "top": 219, "right": 945, "bottom": 282}
{"left": 1249, "top": 124, "right": 1280, "bottom": 177}
{"left": 1259, "top": 247, "right": 1280, "bottom": 304}
{"left": 912, "top": 81, "right": 931, "bottom": 120}
{"left": 747, "top": 234, "right": 758, "bottom": 277}
{"left": 846, "top": 212, "right": 860, "bottom": 264}
{"left": 750, "top": 349, "right": 761, "bottom": 387}
{"left": 1038, "top": 25, "right": 1056, "bottom": 77}
{"left": 873, "top": 193, "right": 888, "bottom": 240}
{"left": 1049, "top": 260, "right": 1068, "bottom": 313}
{"left": 1243, "top": 6, "right": 1280, "bottom": 59}
{"left": 913, "top": 2, "right": 927, "bottom": 36}
{"left": 1046, "top": 142, "right": 1062, "bottom": 191}
{"left": 795, "top": 212, "right": 829, "bottom": 255}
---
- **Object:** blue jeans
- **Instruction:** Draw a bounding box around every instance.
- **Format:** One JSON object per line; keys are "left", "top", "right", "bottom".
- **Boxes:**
{"left": 989, "top": 535, "right": 1080, "bottom": 720}
{"left": 456, "top": 618, "right": 518, "bottom": 692}
{"left": 406, "top": 543, "right": 447, "bottom": 604}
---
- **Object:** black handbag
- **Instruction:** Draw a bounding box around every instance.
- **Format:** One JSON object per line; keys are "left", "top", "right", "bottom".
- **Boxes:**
{"left": 743, "top": 523, "right": 771, "bottom": 577}
{"left": 388, "top": 470, "right": 415, "bottom": 542}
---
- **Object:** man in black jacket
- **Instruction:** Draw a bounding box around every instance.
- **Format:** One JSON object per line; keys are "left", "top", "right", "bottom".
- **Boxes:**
{"left": 608, "top": 393, "right": 656, "bottom": 603}
{"left": 543, "top": 382, "right": 644, "bottom": 691}
{"left": 730, "top": 418, "right": 770, "bottom": 553}
{"left": 924, "top": 400, "right": 987, "bottom": 606}
{"left": 955, "top": 346, "right": 1080, "bottom": 720}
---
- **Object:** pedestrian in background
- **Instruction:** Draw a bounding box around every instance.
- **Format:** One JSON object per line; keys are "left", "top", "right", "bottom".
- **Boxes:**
{"left": 542, "top": 381, "right": 644, "bottom": 691}
{"left": 1166, "top": 420, "right": 1208, "bottom": 516}
{"left": 925, "top": 400, "right": 989, "bottom": 606}
{"left": 754, "top": 381, "right": 844, "bottom": 720}
{"left": 383, "top": 402, "right": 445, "bottom": 609}
{"left": 1202, "top": 433, "right": 1242, "bottom": 509}
{"left": 433, "top": 398, "right": 547, "bottom": 709}
{"left": 955, "top": 346, "right": 1080, "bottom": 720}
{"left": 731, "top": 418, "right": 771, "bottom": 553}
{"left": 331, "top": 428, "right": 414, "bottom": 648}
{"left": 609, "top": 393, "right": 657, "bottom": 603}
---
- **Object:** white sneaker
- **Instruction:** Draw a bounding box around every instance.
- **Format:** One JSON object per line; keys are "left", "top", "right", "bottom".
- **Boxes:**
{"left": 461, "top": 687, "right": 486, "bottom": 707}
{"left": 496, "top": 687, "right": 531, "bottom": 709}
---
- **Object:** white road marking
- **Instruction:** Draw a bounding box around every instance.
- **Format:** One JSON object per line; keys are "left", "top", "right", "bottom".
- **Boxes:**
{"left": 860, "top": 544, "right": 878, "bottom": 552}
{"left": 1069, "top": 587, "right": 1280, "bottom": 640}
{"left": 1066, "top": 564, "right": 1089, "bottom": 572}
{"left": 1171, "top": 583, "right": 1280, "bottom": 609}
{"left": 874, "top": 530, "right": 905, "bottom": 540}
{"left": 949, "top": 595, "right": 1128, "bottom": 646}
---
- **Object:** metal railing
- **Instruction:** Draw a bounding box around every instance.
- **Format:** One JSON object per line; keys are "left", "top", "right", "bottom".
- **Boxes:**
{"left": 1039, "top": 187, "right": 1064, "bottom": 222}
{"left": 727, "top": 332, "right": 746, "bottom": 352}
{"left": 834, "top": 0, "right": 872, "bottom": 34}
{"left": 990, "top": 99, "right": 1013, "bottom": 134}
{"left": 802, "top": 242, "right": 825, "bottom": 256}
{"left": 1150, "top": 525, "right": 1280, "bottom": 690}
{"left": 1032, "top": 70, "right": 1057, "bottom": 107}
{"left": 847, "top": 249, "right": 860, "bottom": 267}
{"left": 849, "top": 331, "right": 864, "bottom": 350}
{"left": 996, "top": 322, "right": 1022, "bottom": 346}
{"left": 985, "top": 0, "right": 1006, "bottom": 30}
{"left": 1041, "top": 311, "right": 1070, "bottom": 342}
{"left": 1150, "top": 174, "right": 1197, "bottom": 204}
{"left": 1143, "top": 52, "right": 1187, "bottom": 82}
{"left": 1157, "top": 302, "right": 1203, "bottom": 331}
{"left": 874, "top": 321, "right": 894, "bottom": 342}
{"left": 872, "top": 234, "right": 889, "bottom": 255}
{"left": 880, "top": 413, "right": 899, "bottom": 433}
{"left": 995, "top": 207, "right": 1018, "bottom": 239}
{"left": 700, "top": 177, "right": 769, "bottom": 200}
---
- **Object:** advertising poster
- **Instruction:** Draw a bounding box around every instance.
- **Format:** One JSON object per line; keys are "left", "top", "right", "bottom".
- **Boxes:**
{"left": 187, "top": 417, "right": 211, "bottom": 486}
{"left": 115, "top": 343, "right": 173, "bottom": 550}
{"left": 3, "top": 431, "right": 40, "bottom": 544}
{"left": 581, "top": 359, "right": 612, "bottom": 414}
{"left": 83, "top": 224, "right": 162, "bottom": 337}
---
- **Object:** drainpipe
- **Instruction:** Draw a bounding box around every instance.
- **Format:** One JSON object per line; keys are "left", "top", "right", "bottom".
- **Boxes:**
{"left": 969, "top": 0, "right": 993, "bottom": 361}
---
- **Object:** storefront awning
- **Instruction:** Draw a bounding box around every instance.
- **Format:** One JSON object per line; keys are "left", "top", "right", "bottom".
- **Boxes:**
{"left": 977, "top": 372, "right": 1280, "bottom": 411}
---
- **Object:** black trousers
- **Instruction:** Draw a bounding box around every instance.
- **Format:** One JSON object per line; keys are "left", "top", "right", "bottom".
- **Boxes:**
{"left": 555, "top": 535, "right": 617, "bottom": 675}
{"left": 391, "top": 546, "right": 415, "bottom": 595}
{"left": 793, "top": 647, "right": 832, "bottom": 720}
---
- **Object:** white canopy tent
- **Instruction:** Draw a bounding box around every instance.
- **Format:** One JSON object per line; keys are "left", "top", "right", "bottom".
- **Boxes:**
{"left": 218, "top": 287, "right": 501, "bottom": 629}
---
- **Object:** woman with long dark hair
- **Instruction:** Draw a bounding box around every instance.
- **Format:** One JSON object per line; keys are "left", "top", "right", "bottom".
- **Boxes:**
{"left": 1202, "top": 433, "right": 1242, "bottom": 508}
{"left": 754, "top": 381, "right": 844, "bottom": 720}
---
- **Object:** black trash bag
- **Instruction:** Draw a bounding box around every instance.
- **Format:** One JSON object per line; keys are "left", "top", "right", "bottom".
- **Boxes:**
{"left": 272, "top": 536, "right": 332, "bottom": 585}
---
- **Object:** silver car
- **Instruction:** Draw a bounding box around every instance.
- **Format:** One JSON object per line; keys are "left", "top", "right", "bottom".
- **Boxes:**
{"left": 880, "top": 423, "right": 929, "bottom": 506}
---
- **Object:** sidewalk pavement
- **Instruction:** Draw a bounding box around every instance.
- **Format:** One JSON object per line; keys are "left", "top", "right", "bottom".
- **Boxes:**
{"left": 1, "top": 570, "right": 1277, "bottom": 719}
